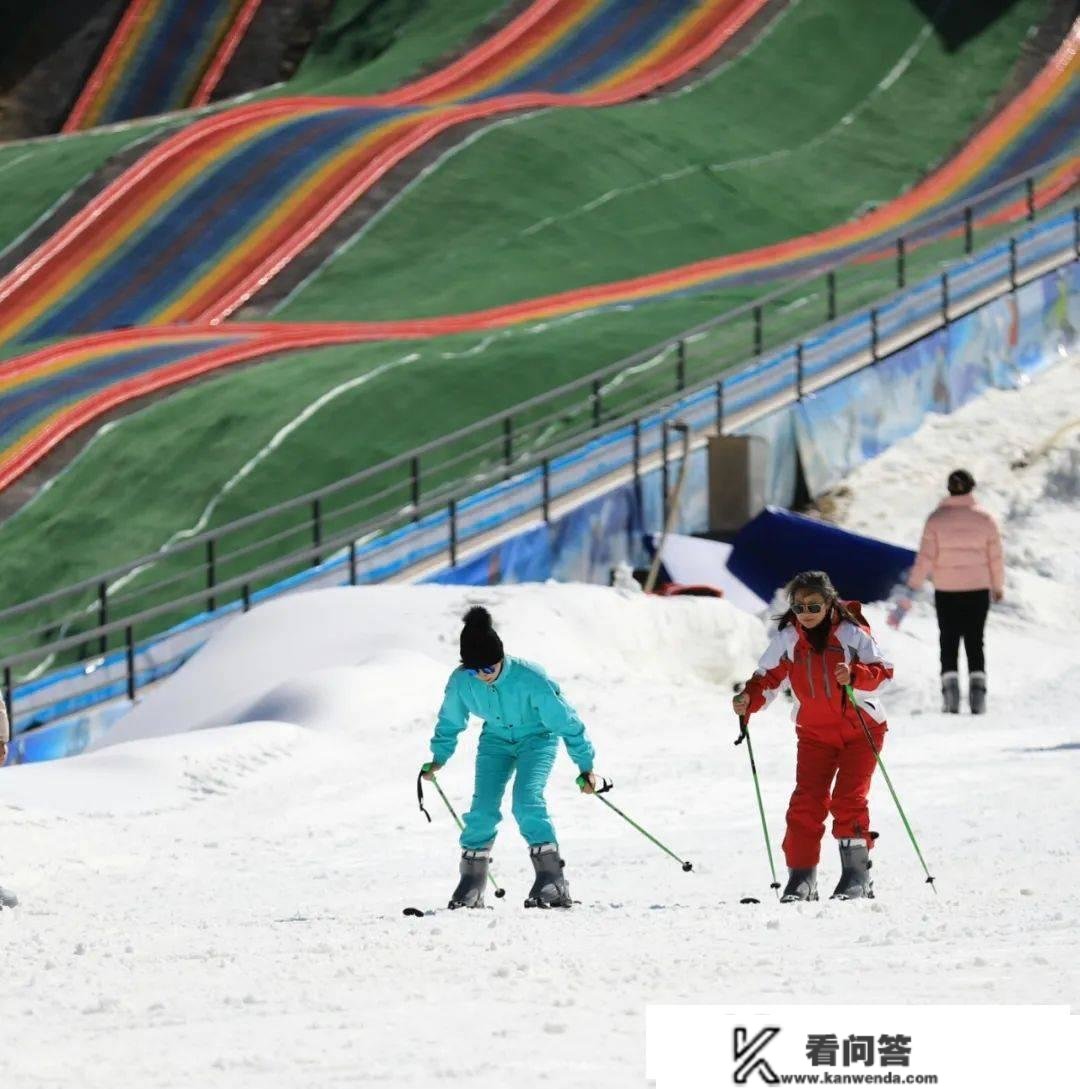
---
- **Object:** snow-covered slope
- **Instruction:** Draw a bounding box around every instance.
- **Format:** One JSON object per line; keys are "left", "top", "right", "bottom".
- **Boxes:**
{"left": 1, "top": 364, "right": 1078, "bottom": 1088}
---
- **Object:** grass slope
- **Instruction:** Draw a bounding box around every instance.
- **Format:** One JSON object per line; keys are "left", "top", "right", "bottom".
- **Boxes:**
{"left": 277, "top": 0, "right": 1049, "bottom": 321}
{"left": 0, "top": 0, "right": 1057, "bottom": 636}
{"left": 0, "top": 0, "right": 509, "bottom": 257}
{"left": 0, "top": 198, "right": 1050, "bottom": 638}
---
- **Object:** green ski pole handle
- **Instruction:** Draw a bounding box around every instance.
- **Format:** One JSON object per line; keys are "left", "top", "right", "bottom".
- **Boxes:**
{"left": 843, "top": 685, "right": 936, "bottom": 892}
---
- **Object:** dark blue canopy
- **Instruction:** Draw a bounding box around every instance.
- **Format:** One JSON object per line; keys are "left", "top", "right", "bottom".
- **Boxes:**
{"left": 727, "top": 507, "right": 915, "bottom": 604}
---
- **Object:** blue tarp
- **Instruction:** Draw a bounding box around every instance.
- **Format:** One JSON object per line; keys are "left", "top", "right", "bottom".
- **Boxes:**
{"left": 727, "top": 507, "right": 916, "bottom": 605}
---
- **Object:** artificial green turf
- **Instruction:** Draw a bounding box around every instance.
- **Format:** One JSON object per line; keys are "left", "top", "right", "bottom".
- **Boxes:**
{"left": 285, "top": 0, "right": 509, "bottom": 97}
{"left": 0, "top": 0, "right": 1060, "bottom": 644}
{"left": 277, "top": 0, "right": 1051, "bottom": 322}
{"left": 0, "top": 122, "right": 174, "bottom": 261}
{"left": 0, "top": 0, "right": 509, "bottom": 257}
{"left": 0, "top": 196, "right": 1046, "bottom": 650}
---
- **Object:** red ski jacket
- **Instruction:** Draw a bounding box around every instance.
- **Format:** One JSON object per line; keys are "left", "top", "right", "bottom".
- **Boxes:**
{"left": 742, "top": 604, "right": 893, "bottom": 742}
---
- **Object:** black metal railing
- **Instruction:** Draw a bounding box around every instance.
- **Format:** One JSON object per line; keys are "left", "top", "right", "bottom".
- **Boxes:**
{"left": 0, "top": 152, "right": 1076, "bottom": 710}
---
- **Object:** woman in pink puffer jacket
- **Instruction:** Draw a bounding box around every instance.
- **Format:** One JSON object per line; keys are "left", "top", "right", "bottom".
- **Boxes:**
{"left": 906, "top": 469, "right": 1004, "bottom": 715}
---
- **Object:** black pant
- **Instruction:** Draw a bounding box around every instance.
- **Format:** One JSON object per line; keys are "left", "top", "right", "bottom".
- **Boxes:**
{"left": 935, "top": 590, "right": 990, "bottom": 674}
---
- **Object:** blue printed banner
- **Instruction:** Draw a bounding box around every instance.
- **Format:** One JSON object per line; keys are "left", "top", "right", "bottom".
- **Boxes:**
{"left": 795, "top": 262, "right": 1080, "bottom": 497}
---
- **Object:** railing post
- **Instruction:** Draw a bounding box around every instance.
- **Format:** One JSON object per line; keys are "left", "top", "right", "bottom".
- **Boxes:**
{"left": 2, "top": 666, "right": 12, "bottom": 741}
{"left": 941, "top": 272, "right": 950, "bottom": 325}
{"left": 541, "top": 458, "right": 551, "bottom": 523}
{"left": 796, "top": 343, "right": 805, "bottom": 399}
{"left": 715, "top": 380, "right": 725, "bottom": 433}
{"left": 896, "top": 237, "right": 906, "bottom": 288}
{"left": 125, "top": 625, "right": 136, "bottom": 701}
{"left": 410, "top": 455, "right": 421, "bottom": 520}
{"left": 205, "top": 540, "right": 216, "bottom": 613}
{"left": 591, "top": 378, "right": 602, "bottom": 429}
{"left": 348, "top": 541, "right": 358, "bottom": 586}
{"left": 448, "top": 499, "right": 458, "bottom": 567}
{"left": 1025, "top": 177, "right": 1035, "bottom": 222}
{"left": 242, "top": 584, "right": 251, "bottom": 612}
{"left": 963, "top": 206, "right": 973, "bottom": 255}
{"left": 97, "top": 581, "right": 108, "bottom": 655}
{"left": 753, "top": 305, "right": 763, "bottom": 356}
{"left": 311, "top": 499, "right": 322, "bottom": 567}
{"left": 503, "top": 415, "right": 513, "bottom": 467}
{"left": 1009, "top": 237, "right": 1018, "bottom": 291}
{"left": 632, "top": 419, "right": 642, "bottom": 485}
{"left": 870, "top": 309, "right": 879, "bottom": 361}
{"left": 660, "top": 422, "right": 670, "bottom": 526}
{"left": 676, "top": 339, "right": 686, "bottom": 391}
{"left": 826, "top": 270, "right": 837, "bottom": 322}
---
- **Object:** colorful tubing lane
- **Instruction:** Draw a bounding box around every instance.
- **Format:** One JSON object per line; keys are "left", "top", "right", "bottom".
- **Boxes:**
{"left": 2, "top": 9, "right": 1075, "bottom": 496}
{"left": 63, "top": 0, "right": 254, "bottom": 132}
{"left": 0, "top": 27, "right": 1076, "bottom": 497}
{"left": 11, "top": 0, "right": 765, "bottom": 348}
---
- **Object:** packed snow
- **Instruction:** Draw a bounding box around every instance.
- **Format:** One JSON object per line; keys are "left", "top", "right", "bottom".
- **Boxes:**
{"left": 1, "top": 361, "right": 1079, "bottom": 1088}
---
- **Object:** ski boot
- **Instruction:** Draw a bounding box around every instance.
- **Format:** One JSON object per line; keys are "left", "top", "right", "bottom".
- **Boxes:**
{"left": 831, "top": 839, "right": 873, "bottom": 900}
{"left": 941, "top": 671, "right": 960, "bottom": 714}
{"left": 969, "top": 671, "right": 987, "bottom": 715}
{"left": 780, "top": 867, "right": 818, "bottom": 903}
{"left": 0, "top": 886, "right": 16, "bottom": 909}
{"left": 524, "top": 843, "right": 572, "bottom": 909}
{"left": 448, "top": 848, "right": 490, "bottom": 909}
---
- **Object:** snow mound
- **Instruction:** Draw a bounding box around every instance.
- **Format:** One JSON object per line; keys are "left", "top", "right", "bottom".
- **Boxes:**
{"left": 1, "top": 365, "right": 1077, "bottom": 1089}
{"left": 100, "top": 583, "right": 763, "bottom": 749}
{"left": 1, "top": 723, "right": 304, "bottom": 816}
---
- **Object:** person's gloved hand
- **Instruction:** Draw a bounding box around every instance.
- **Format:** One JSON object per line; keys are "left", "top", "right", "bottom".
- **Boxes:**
{"left": 886, "top": 596, "right": 912, "bottom": 629}
{"left": 577, "top": 771, "right": 613, "bottom": 794}
{"left": 732, "top": 691, "right": 751, "bottom": 716}
{"left": 420, "top": 761, "right": 442, "bottom": 781}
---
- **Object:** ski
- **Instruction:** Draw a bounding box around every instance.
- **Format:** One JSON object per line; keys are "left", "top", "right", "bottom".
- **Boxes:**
{"left": 401, "top": 905, "right": 494, "bottom": 917}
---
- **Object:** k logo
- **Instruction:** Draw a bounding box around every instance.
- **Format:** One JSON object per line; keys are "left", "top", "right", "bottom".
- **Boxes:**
{"left": 732, "top": 1026, "right": 780, "bottom": 1084}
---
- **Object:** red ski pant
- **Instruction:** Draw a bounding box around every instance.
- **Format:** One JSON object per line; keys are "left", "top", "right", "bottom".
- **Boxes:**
{"left": 782, "top": 725, "right": 886, "bottom": 869}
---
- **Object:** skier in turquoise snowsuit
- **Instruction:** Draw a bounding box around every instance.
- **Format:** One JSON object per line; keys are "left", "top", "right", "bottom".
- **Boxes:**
{"left": 421, "top": 606, "right": 601, "bottom": 910}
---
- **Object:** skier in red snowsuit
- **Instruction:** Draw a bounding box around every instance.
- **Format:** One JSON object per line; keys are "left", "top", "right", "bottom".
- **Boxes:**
{"left": 733, "top": 571, "right": 894, "bottom": 902}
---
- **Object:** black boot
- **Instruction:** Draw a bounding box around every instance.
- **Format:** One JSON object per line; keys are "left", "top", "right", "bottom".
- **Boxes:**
{"left": 941, "top": 671, "right": 960, "bottom": 714}
{"left": 448, "top": 848, "right": 489, "bottom": 909}
{"left": 525, "top": 843, "right": 572, "bottom": 909}
{"left": 780, "top": 867, "right": 818, "bottom": 903}
{"left": 831, "top": 839, "right": 873, "bottom": 900}
{"left": 0, "top": 886, "right": 16, "bottom": 909}
{"left": 969, "top": 671, "right": 987, "bottom": 714}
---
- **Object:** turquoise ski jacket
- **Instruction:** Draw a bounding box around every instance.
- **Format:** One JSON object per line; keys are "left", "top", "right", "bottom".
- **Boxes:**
{"left": 430, "top": 656, "right": 595, "bottom": 772}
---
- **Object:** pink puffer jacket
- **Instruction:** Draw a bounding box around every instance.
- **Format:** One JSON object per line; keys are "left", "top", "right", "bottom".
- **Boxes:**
{"left": 908, "top": 494, "right": 1004, "bottom": 594}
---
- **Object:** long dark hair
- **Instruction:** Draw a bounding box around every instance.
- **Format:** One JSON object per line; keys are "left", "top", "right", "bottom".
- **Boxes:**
{"left": 775, "top": 570, "right": 863, "bottom": 651}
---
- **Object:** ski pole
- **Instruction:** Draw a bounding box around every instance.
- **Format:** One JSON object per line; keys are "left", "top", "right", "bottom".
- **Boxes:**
{"left": 734, "top": 716, "right": 782, "bottom": 901}
{"left": 843, "top": 685, "right": 936, "bottom": 893}
{"left": 417, "top": 766, "right": 506, "bottom": 898}
{"left": 576, "top": 775, "right": 693, "bottom": 871}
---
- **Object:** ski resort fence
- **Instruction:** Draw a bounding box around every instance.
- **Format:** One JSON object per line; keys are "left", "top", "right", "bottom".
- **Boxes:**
{"left": 3, "top": 202, "right": 1079, "bottom": 761}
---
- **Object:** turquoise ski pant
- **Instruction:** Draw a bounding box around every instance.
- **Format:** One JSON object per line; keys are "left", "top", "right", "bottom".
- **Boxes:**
{"left": 460, "top": 733, "right": 558, "bottom": 850}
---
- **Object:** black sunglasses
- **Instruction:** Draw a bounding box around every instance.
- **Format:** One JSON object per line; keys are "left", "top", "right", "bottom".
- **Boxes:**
{"left": 791, "top": 603, "right": 825, "bottom": 615}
